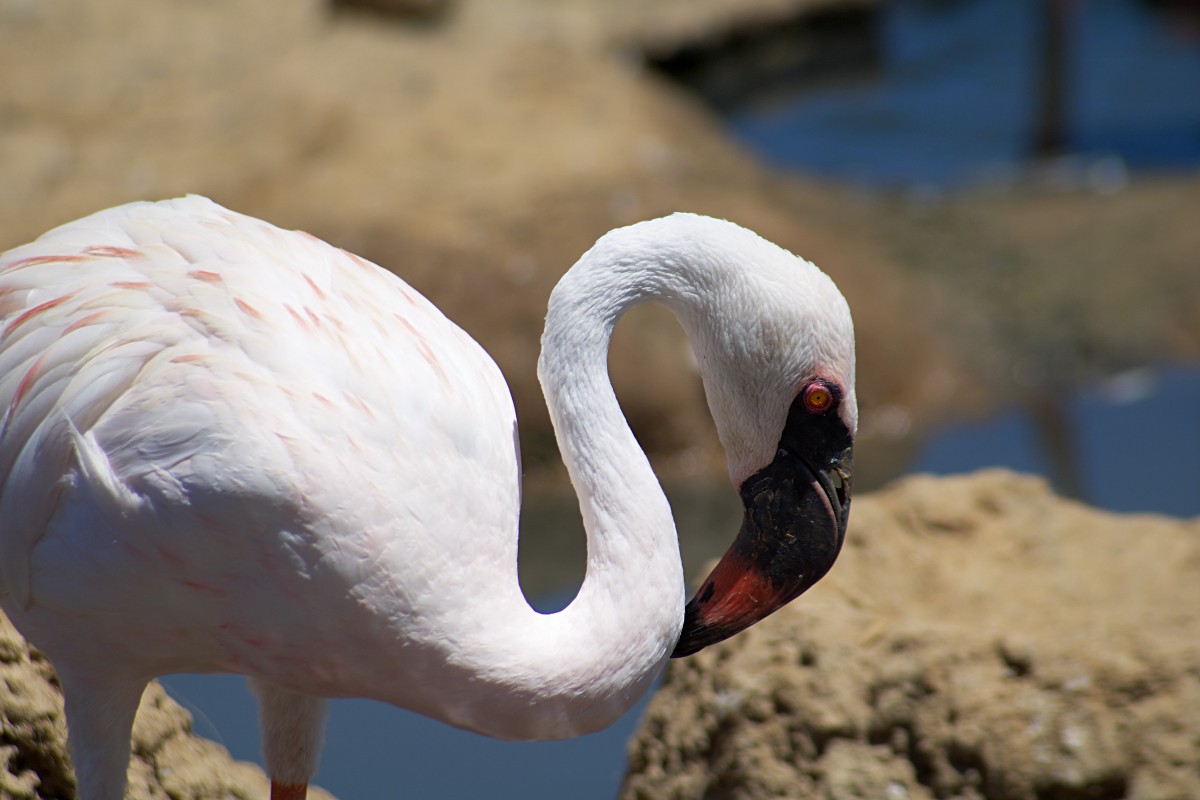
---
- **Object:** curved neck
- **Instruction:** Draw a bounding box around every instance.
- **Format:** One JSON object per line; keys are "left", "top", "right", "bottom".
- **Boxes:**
{"left": 383, "top": 215, "right": 819, "bottom": 744}
{"left": 537, "top": 242, "right": 694, "bottom": 662}
{"left": 431, "top": 225, "right": 732, "bottom": 739}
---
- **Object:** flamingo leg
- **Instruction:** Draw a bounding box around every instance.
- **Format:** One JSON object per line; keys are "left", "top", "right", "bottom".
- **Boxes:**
{"left": 252, "top": 679, "right": 328, "bottom": 799}
{"left": 58, "top": 669, "right": 148, "bottom": 800}
{"left": 270, "top": 781, "right": 309, "bottom": 800}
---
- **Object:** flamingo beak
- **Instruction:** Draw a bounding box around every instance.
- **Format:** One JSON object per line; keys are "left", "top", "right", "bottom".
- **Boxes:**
{"left": 671, "top": 443, "right": 852, "bottom": 658}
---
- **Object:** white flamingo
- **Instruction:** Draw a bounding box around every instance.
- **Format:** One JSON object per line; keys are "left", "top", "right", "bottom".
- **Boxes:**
{"left": 0, "top": 196, "right": 855, "bottom": 800}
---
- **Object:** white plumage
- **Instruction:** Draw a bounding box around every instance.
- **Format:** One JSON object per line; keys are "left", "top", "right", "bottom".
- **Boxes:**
{"left": 0, "top": 196, "right": 856, "bottom": 799}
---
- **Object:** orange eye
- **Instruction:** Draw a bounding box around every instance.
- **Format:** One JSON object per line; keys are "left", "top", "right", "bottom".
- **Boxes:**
{"left": 803, "top": 383, "right": 833, "bottom": 413}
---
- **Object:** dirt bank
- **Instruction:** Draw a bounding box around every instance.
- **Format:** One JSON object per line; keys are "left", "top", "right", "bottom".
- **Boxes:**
{"left": 623, "top": 470, "right": 1200, "bottom": 800}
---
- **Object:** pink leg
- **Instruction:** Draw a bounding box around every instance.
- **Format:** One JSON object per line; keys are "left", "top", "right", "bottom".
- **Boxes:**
{"left": 251, "top": 679, "right": 327, "bottom": 800}
{"left": 270, "top": 781, "right": 308, "bottom": 800}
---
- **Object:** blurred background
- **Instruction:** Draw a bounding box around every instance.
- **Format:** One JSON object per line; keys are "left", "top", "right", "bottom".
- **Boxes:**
{"left": 2, "top": 0, "right": 1198, "bottom": 796}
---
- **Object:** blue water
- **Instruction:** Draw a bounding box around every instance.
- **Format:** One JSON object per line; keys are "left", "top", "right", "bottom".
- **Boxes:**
{"left": 162, "top": 667, "right": 648, "bottom": 800}
{"left": 915, "top": 365, "right": 1200, "bottom": 517}
{"left": 730, "top": 0, "right": 1200, "bottom": 187}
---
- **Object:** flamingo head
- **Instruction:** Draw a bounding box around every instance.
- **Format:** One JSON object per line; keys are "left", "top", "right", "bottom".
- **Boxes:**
{"left": 671, "top": 228, "right": 856, "bottom": 658}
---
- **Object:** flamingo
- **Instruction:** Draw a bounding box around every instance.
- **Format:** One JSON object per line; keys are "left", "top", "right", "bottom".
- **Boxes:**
{"left": 0, "top": 196, "right": 855, "bottom": 800}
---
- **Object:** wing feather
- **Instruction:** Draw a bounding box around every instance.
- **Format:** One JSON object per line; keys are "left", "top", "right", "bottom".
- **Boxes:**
{"left": 0, "top": 196, "right": 520, "bottom": 615}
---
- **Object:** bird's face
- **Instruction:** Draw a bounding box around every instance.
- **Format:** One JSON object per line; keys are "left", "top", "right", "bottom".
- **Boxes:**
{"left": 673, "top": 256, "right": 855, "bottom": 658}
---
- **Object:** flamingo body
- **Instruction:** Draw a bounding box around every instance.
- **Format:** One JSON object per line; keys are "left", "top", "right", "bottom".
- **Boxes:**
{"left": 0, "top": 196, "right": 856, "bottom": 799}
{"left": 2, "top": 197, "right": 518, "bottom": 694}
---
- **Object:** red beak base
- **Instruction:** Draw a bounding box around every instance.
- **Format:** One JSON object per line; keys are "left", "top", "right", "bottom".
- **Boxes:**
{"left": 676, "top": 548, "right": 792, "bottom": 646}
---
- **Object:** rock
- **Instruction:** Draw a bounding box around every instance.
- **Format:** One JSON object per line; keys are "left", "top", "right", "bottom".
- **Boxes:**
{"left": 622, "top": 470, "right": 1200, "bottom": 800}
{"left": 0, "top": 614, "right": 337, "bottom": 800}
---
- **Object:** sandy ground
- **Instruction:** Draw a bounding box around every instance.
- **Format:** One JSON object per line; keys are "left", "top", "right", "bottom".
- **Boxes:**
{"left": 624, "top": 471, "right": 1200, "bottom": 800}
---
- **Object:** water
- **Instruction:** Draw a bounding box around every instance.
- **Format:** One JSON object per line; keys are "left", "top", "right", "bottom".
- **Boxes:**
{"left": 162, "top": 662, "right": 649, "bottom": 800}
{"left": 729, "top": 0, "right": 1200, "bottom": 188}
{"left": 914, "top": 365, "right": 1200, "bottom": 517}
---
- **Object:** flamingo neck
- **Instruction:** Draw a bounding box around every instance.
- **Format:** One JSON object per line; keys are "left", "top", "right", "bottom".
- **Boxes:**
{"left": 434, "top": 220, "right": 738, "bottom": 739}
{"left": 534, "top": 241, "right": 694, "bottom": 708}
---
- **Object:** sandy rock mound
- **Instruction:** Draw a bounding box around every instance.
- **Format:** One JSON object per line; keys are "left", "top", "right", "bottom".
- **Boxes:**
{"left": 0, "top": 614, "right": 336, "bottom": 800}
{"left": 623, "top": 470, "right": 1200, "bottom": 800}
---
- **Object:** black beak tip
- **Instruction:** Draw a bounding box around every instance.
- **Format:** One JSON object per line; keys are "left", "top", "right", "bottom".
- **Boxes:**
{"left": 670, "top": 601, "right": 711, "bottom": 658}
{"left": 670, "top": 638, "right": 701, "bottom": 659}
{"left": 669, "top": 455, "right": 852, "bottom": 660}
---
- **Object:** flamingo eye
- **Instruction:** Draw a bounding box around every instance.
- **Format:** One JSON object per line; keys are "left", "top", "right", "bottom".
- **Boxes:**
{"left": 803, "top": 382, "right": 834, "bottom": 413}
